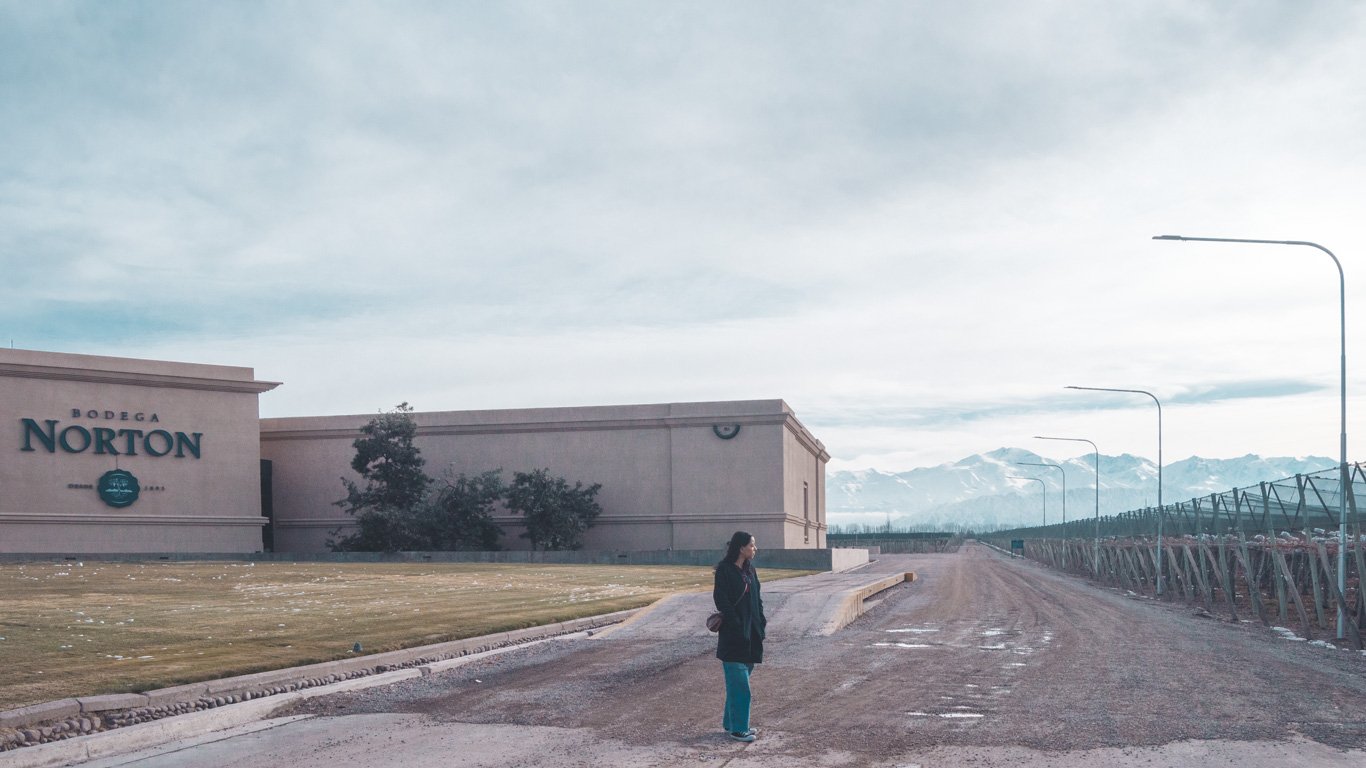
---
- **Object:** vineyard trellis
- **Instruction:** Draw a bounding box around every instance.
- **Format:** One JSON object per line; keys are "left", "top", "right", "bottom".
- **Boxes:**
{"left": 988, "top": 462, "right": 1366, "bottom": 650}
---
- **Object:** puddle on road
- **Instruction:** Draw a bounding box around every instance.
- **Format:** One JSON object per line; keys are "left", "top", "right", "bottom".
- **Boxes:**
{"left": 878, "top": 624, "right": 1051, "bottom": 658}
{"left": 938, "top": 713, "right": 984, "bottom": 719}
{"left": 837, "top": 677, "right": 868, "bottom": 690}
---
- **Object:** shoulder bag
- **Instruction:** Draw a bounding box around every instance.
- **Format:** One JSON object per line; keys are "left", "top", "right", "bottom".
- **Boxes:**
{"left": 707, "top": 575, "right": 749, "bottom": 632}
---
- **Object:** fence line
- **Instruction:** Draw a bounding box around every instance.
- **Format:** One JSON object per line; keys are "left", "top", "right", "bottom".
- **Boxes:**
{"left": 828, "top": 532, "right": 962, "bottom": 554}
{"left": 987, "top": 461, "right": 1366, "bottom": 649}
{"left": 985, "top": 535, "right": 1365, "bottom": 650}
{"left": 995, "top": 461, "right": 1366, "bottom": 540}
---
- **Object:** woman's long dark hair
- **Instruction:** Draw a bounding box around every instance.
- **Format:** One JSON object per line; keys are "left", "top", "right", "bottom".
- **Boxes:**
{"left": 716, "top": 530, "right": 754, "bottom": 571}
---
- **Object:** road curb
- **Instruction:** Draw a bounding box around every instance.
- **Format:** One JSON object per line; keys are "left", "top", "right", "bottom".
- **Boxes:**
{"left": 818, "top": 572, "right": 916, "bottom": 635}
{"left": 0, "top": 611, "right": 636, "bottom": 765}
{"left": 588, "top": 591, "right": 705, "bottom": 639}
{"left": 0, "top": 692, "right": 315, "bottom": 768}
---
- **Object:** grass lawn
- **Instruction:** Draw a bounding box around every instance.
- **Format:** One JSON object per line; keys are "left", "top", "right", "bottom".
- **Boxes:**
{"left": 0, "top": 561, "right": 811, "bottom": 711}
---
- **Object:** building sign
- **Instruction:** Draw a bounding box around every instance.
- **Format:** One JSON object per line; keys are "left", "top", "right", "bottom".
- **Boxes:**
{"left": 19, "top": 417, "right": 203, "bottom": 458}
{"left": 97, "top": 469, "right": 140, "bottom": 508}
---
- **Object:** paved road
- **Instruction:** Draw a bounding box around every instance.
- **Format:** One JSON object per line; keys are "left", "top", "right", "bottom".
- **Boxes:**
{"left": 69, "top": 545, "right": 1366, "bottom": 767}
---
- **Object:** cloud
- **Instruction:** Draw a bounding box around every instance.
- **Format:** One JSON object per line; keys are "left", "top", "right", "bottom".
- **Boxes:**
{"left": 1165, "top": 380, "right": 1326, "bottom": 404}
{"left": 4, "top": 2, "right": 1366, "bottom": 473}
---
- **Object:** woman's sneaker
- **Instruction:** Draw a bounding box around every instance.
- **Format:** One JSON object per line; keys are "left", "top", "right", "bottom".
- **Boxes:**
{"left": 728, "top": 731, "right": 756, "bottom": 743}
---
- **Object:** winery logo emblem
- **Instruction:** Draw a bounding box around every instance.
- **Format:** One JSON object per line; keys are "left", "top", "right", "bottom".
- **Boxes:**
{"left": 97, "top": 469, "right": 140, "bottom": 508}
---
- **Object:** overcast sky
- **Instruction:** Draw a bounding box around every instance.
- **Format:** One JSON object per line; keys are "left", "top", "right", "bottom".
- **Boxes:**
{"left": 4, "top": 1, "right": 1365, "bottom": 473}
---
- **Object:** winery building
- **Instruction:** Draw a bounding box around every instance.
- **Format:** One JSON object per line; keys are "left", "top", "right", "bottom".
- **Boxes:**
{"left": 2, "top": 348, "right": 829, "bottom": 554}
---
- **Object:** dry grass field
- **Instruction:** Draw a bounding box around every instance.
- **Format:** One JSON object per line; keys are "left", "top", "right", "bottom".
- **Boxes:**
{"left": 0, "top": 560, "right": 805, "bottom": 711}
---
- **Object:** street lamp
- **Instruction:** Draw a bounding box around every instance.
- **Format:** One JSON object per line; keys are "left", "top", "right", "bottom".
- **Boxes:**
{"left": 1007, "top": 475, "right": 1047, "bottom": 526}
{"left": 1155, "top": 234, "right": 1348, "bottom": 639}
{"left": 1066, "top": 385, "right": 1165, "bottom": 596}
{"left": 1017, "top": 461, "right": 1065, "bottom": 525}
{"left": 1036, "top": 435, "right": 1101, "bottom": 575}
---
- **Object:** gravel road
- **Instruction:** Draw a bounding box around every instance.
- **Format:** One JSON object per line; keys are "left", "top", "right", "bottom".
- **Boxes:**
{"left": 96, "top": 544, "right": 1366, "bottom": 767}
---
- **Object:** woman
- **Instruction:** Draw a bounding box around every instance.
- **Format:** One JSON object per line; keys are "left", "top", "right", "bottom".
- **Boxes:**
{"left": 713, "top": 530, "right": 766, "bottom": 743}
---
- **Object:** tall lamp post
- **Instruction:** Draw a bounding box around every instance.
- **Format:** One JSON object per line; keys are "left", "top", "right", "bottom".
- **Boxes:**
{"left": 1066, "top": 385, "right": 1164, "bottom": 596}
{"left": 1017, "top": 461, "right": 1066, "bottom": 525}
{"left": 1155, "top": 234, "right": 1348, "bottom": 639}
{"left": 1008, "top": 475, "right": 1047, "bottom": 526}
{"left": 1036, "top": 435, "right": 1101, "bottom": 575}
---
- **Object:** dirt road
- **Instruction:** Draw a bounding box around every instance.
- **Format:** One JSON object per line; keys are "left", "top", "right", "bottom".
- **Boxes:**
{"left": 82, "top": 544, "right": 1366, "bottom": 767}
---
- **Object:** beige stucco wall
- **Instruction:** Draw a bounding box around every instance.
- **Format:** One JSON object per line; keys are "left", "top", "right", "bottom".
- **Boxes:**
{"left": 783, "top": 419, "right": 827, "bottom": 548}
{"left": 0, "top": 349, "right": 279, "bottom": 553}
{"left": 261, "top": 400, "right": 829, "bottom": 553}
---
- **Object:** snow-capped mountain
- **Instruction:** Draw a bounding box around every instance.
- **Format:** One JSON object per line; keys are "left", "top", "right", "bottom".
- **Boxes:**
{"left": 829, "top": 449, "right": 1334, "bottom": 531}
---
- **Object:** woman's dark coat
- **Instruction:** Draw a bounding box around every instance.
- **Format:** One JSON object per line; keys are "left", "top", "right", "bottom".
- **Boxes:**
{"left": 713, "top": 561, "right": 766, "bottom": 664}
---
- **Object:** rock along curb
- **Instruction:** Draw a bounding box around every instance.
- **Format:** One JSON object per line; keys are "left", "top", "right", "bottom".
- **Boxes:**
{"left": 0, "top": 609, "right": 636, "bottom": 764}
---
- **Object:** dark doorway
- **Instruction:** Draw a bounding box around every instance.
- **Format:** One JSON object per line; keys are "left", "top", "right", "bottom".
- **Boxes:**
{"left": 260, "top": 459, "right": 274, "bottom": 552}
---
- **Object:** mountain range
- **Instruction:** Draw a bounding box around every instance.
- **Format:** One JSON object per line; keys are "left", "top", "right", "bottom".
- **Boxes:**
{"left": 828, "top": 448, "right": 1335, "bottom": 531}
